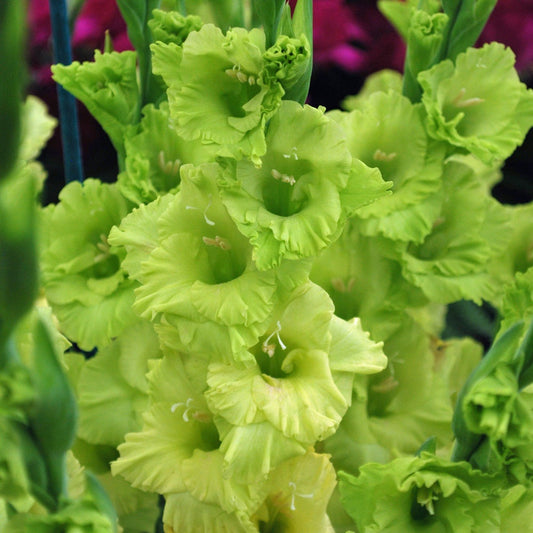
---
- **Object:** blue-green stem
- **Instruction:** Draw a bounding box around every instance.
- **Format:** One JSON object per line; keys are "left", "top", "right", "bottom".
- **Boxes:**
{"left": 49, "top": 0, "right": 84, "bottom": 184}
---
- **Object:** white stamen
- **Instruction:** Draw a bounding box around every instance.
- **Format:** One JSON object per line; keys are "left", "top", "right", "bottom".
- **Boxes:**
{"left": 288, "top": 481, "right": 314, "bottom": 511}
{"left": 170, "top": 398, "right": 194, "bottom": 422}
{"left": 185, "top": 196, "right": 215, "bottom": 226}
{"left": 370, "top": 376, "right": 399, "bottom": 393}
{"left": 248, "top": 76, "right": 256, "bottom": 85}
{"left": 282, "top": 146, "right": 299, "bottom": 160}
{"left": 262, "top": 320, "right": 286, "bottom": 357}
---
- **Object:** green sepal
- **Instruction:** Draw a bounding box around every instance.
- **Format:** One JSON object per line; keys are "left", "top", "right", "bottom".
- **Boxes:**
{"left": 251, "top": 0, "right": 285, "bottom": 47}
{"left": 440, "top": 0, "right": 498, "bottom": 61}
{"left": 451, "top": 320, "right": 527, "bottom": 464}
{"left": 116, "top": 0, "right": 162, "bottom": 107}
{"left": 83, "top": 472, "right": 118, "bottom": 533}
{"left": 403, "top": 8, "right": 449, "bottom": 102}
{"left": 28, "top": 318, "right": 78, "bottom": 507}
{"left": 282, "top": 0, "right": 313, "bottom": 104}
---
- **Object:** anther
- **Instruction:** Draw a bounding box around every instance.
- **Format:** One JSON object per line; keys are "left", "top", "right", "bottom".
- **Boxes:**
{"left": 271, "top": 169, "right": 296, "bottom": 185}
{"left": 282, "top": 147, "right": 299, "bottom": 160}
{"left": 330, "top": 277, "right": 355, "bottom": 293}
{"left": 453, "top": 88, "right": 485, "bottom": 108}
{"left": 373, "top": 149, "right": 397, "bottom": 162}
{"left": 202, "top": 235, "right": 231, "bottom": 250}
{"left": 236, "top": 71, "right": 248, "bottom": 83}
{"left": 262, "top": 321, "right": 286, "bottom": 357}
{"left": 370, "top": 376, "right": 399, "bottom": 393}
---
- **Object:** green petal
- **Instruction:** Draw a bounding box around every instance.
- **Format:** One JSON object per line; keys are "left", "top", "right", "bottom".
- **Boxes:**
{"left": 163, "top": 492, "right": 256, "bottom": 533}
{"left": 157, "top": 24, "right": 279, "bottom": 164}
{"left": 218, "top": 420, "right": 307, "bottom": 483}
{"left": 52, "top": 51, "right": 139, "bottom": 158}
{"left": 342, "top": 69, "right": 403, "bottom": 111}
{"left": 419, "top": 43, "right": 533, "bottom": 165}
{"left": 112, "top": 402, "right": 217, "bottom": 494}
{"left": 40, "top": 179, "right": 136, "bottom": 349}
{"left": 182, "top": 449, "right": 266, "bottom": 514}
{"left": 76, "top": 344, "right": 148, "bottom": 447}
{"left": 108, "top": 193, "right": 174, "bottom": 282}
{"left": 499, "top": 267, "right": 533, "bottom": 334}
{"left": 19, "top": 96, "right": 56, "bottom": 162}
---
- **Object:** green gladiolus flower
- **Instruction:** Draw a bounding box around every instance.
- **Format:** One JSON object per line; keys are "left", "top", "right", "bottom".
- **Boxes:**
{"left": 339, "top": 453, "right": 503, "bottom": 533}
{"left": 419, "top": 42, "right": 533, "bottom": 165}
{"left": 112, "top": 351, "right": 218, "bottom": 495}
{"left": 52, "top": 51, "right": 139, "bottom": 160}
{"left": 463, "top": 364, "right": 533, "bottom": 449}
{"left": 40, "top": 179, "right": 137, "bottom": 350}
{"left": 252, "top": 452, "right": 337, "bottom": 533}
{"left": 128, "top": 163, "right": 308, "bottom": 359}
{"left": 117, "top": 103, "right": 218, "bottom": 205}
{"left": 220, "top": 100, "right": 388, "bottom": 269}
{"left": 151, "top": 24, "right": 284, "bottom": 165}
{"left": 310, "top": 223, "right": 426, "bottom": 340}
{"left": 68, "top": 320, "right": 162, "bottom": 448}
{"left": 331, "top": 90, "right": 445, "bottom": 243}
{"left": 397, "top": 156, "right": 511, "bottom": 304}
{"left": 205, "top": 283, "right": 386, "bottom": 483}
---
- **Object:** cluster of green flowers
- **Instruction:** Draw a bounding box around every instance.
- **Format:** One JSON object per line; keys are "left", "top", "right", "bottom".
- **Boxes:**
{"left": 3, "top": 0, "right": 533, "bottom": 531}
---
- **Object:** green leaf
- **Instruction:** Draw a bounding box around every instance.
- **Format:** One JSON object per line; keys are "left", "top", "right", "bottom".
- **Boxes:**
{"left": 0, "top": 0, "right": 23, "bottom": 180}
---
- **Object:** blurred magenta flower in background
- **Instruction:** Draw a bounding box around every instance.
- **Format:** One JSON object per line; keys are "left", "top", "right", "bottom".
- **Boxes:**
{"left": 28, "top": 0, "right": 131, "bottom": 86}
{"left": 28, "top": 0, "right": 132, "bottom": 197}
{"left": 290, "top": 0, "right": 533, "bottom": 79}
{"left": 479, "top": 0, "right": 533, "bottom": 76}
